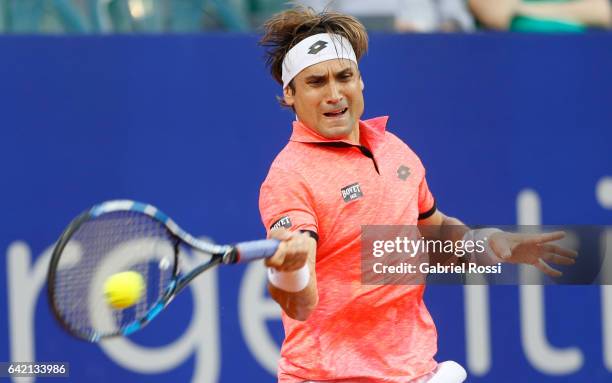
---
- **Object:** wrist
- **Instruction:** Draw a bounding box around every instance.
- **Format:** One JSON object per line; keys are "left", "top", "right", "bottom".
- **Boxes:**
{"left": 267, "top": 263, "right": 310, "bottom": 292}
{"left": 463, "top": 228, "right": 503, "bottom": 265}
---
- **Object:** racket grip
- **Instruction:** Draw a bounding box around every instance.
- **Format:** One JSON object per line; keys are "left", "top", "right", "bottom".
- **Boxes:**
{"left": 234, "top": 239, "right": 280, "bottom": 263}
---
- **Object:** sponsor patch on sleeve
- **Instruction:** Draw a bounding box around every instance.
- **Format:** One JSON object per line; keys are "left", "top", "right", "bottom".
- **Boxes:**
{"left": 270, "top": 216, "right": 292, "bottom": 230}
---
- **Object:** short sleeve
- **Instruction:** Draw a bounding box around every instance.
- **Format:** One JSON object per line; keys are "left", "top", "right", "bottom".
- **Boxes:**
{"left": 417, "top": 176, "right": 437, "bottom": 220}
{"left": 259, "top": 166, "right": 318, "bottom": 237}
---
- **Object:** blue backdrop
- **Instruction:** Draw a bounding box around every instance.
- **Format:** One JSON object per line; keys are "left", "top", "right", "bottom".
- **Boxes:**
{"left": 1, "top": 33, "right": 611, "bottom": 382}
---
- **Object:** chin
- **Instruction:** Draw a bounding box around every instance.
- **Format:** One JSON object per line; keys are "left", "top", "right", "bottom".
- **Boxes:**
{"left": 321, "top": 127, "right": 351, "bottom": 139}
{"left": 319, "top": 121, "right": 354, "bottom": 139}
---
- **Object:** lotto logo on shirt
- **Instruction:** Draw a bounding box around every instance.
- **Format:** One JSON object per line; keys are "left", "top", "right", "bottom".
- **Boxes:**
{"left": 270, "top": 216, "right": 292, "bottom": 230}
{"left": 341, "top": 183, "right": 363, "bottom": 202}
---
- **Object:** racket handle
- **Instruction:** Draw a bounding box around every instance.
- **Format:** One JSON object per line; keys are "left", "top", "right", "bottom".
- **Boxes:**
{"left": 234, "top": 239, "right": 280, "bottom": 263}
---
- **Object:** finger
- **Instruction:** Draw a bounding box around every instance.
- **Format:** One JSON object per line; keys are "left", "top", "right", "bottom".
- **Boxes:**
{"left": 538, "top": 244, "right": 578, "bottom": 258}
{"left": 489, "top": 237, "right": 511, "bottom": 259}
{"left": 541, "top": 253, "right": 576, "bottom": 266}
{"left": 525, "top": 231, "right": 565, "bottom": 245}
{"left": 264, "top": 243, "right": 287, "bottom": 268}
{"left": 269, "top": 238, "right": 305, "bottom": 269}
{"left": 534, "top": 259, "right": 562, "bottom": 277}
{"left": 264, "top": 253, "right": 284, "bottom": 268}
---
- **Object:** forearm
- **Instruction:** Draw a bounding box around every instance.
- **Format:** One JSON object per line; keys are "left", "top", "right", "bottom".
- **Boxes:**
{"left": 435, "top": 216, "right": 471, "bottom": 266}
{"left": 438, "top": 215, "right": 471, "bottom": 243}
{"left": 420, "top": 213, "right": 502, "bottom": 266}
{"left": 517, "top": 0, "right": 612, "bottom": 28}
{"left": 269, "top": 258, "right": 318, "bottom": 321}
{"left": 420, "top": 213, "right": 470, "bottom": 266}
{"left": 269, "top": 275, "right": 318, "bottom": 321}
{"left": 439, "top": 219, "right": 504, "bottom": 266}
{"left": 266, "top": 234, "right": 319, "bottom": 321}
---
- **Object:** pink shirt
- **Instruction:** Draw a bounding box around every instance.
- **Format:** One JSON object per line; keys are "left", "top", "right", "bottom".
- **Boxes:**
{"left": 260, "top": 117, "right": 438, "bottom": 383}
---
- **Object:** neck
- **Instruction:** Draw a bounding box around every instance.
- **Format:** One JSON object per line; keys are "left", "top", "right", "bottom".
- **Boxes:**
{"left": 346, "top": 123, "right": 360, "bottom": 145}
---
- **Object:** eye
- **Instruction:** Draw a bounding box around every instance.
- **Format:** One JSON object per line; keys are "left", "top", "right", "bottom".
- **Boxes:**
{"left": 307, "top": 79, "right": 324, "bottom": 87}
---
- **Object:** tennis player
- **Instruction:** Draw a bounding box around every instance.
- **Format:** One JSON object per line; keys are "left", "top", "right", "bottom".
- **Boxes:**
{"left": 258, "top": 7, "right": 576, "bottom": 383}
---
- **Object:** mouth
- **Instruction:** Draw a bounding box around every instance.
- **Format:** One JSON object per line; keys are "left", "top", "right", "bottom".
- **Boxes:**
{"left": 323, "top": 108, "right": 348, "bottom": 118}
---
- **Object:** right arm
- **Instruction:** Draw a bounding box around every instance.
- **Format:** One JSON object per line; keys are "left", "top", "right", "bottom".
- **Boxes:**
{"left": 259, "top": 165, "right": 319, "bottom": 321}
{"left": 265, "top": 229, "right": 318, "bottom": 321}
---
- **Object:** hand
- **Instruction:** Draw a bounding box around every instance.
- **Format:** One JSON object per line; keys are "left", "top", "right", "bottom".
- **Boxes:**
{"left": 265, "top": 228, "right": 315, "bottom": 272}
{"left": 488, "top": 231, "right": 578, "bottom": 277}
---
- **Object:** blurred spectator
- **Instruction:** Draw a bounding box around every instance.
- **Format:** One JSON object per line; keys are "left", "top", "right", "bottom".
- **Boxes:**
{"left": 6, "top": 0, "right": 609, "bottom": 34}
{"left": 1, "top": 0, "right": 88, "bottom": 33}
{"left": 300, "top": 0, "right": 475, "bottom": 32}
{"left": 394, "top": 0, "right": 475, "bottom": 32}
{"left": 469, "top": 0, "right": 612, "bottom": 32}
{"left": 0, "top": 0, "right": 282, "bottom": 33}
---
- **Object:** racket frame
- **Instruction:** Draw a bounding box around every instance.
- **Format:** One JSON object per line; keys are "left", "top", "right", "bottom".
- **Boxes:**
{"left": 47, "top": 200, "right": 246, "bottom": 342}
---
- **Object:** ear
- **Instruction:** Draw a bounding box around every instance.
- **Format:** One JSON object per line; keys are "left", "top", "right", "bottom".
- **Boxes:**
{"left": 283, "top": 86, "right": 295, "bottom": 106}
{"left": 360, "top": 77, "right": 364, "bottom": 91}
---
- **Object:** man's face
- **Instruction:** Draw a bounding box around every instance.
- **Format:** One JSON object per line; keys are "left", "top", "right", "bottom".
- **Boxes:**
{"left": 284, "top": 59, "right": 364, "bottom": 141}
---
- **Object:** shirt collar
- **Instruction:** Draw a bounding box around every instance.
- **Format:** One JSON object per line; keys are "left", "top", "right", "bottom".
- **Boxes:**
{"left": 289, "top": 116, "right": 389, "bottom": 151}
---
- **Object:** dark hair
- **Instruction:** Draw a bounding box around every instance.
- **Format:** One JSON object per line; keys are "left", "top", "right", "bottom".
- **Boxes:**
{"left": 259, "top": 6, "right": 368, "bottom": 107}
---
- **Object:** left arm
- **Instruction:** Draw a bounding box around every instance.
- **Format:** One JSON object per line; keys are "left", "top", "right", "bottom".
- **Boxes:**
{"left": 417, "top": 210, "right": 470, "bottom": 267}
{"left": 417, "top": 210, "right": 577, "bottom": 277}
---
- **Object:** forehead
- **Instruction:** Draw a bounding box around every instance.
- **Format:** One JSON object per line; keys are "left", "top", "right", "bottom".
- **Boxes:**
{"left": 296, "top": 59, "right": 358, "bottom": 79}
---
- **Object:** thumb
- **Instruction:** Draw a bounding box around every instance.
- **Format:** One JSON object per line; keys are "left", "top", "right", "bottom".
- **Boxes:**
{"left": 265, "top": 242, "right": 287, "bottom": 268}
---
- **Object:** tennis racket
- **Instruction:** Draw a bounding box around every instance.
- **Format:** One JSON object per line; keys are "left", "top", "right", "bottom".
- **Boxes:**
{"left": 47, "top": 199, "right": 278, "bottom": 342}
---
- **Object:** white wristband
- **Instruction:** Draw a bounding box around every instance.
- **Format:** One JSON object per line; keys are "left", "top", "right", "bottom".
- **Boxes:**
{"left": 267, "top": 263, "right": 310, "bottom": 292}
{"left": 463, "top": 228, "right": 503, "bottom": 265}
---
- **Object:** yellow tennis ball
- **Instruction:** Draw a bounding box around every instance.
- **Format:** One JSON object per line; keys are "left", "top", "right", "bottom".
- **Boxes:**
{"left": 103, "top": 271, "right": 145, "bottom": 309}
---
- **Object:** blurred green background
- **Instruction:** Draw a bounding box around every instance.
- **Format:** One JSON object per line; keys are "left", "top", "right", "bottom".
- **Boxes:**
{"left": 0, "top": 0, "right": 288, "bottom": 33}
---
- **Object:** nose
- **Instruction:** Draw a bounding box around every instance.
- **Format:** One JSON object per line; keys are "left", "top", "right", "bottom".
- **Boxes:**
{"left": 325, "top": 80, "right": 343, "bottom": 105}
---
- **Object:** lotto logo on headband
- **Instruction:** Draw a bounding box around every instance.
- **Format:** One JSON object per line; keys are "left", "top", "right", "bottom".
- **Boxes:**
{"left": 281, "top": 33, "right": 357, "bottom": 88}
{"left": 308, "top": 41, "right": 328, "bottom": 54}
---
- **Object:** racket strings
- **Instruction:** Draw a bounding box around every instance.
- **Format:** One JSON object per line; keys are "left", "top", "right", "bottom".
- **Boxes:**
{"left": 51, "top": 211, "right": 177, "bottom": 339}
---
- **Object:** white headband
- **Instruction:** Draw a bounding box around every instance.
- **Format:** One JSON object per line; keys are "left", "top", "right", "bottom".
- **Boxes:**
{"left": 281, "top": 33, "right": 357, "bottom": 89}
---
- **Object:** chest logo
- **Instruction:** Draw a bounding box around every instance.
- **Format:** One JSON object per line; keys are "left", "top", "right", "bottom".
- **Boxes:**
{"left": 397, "top": 165, "right": 411, "bottom": 181}
{"left": 270, "top": 216, "right": 292, "bottom": 230}
{"left": 341, "top": 183, "right": 363, "bottom": 202}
